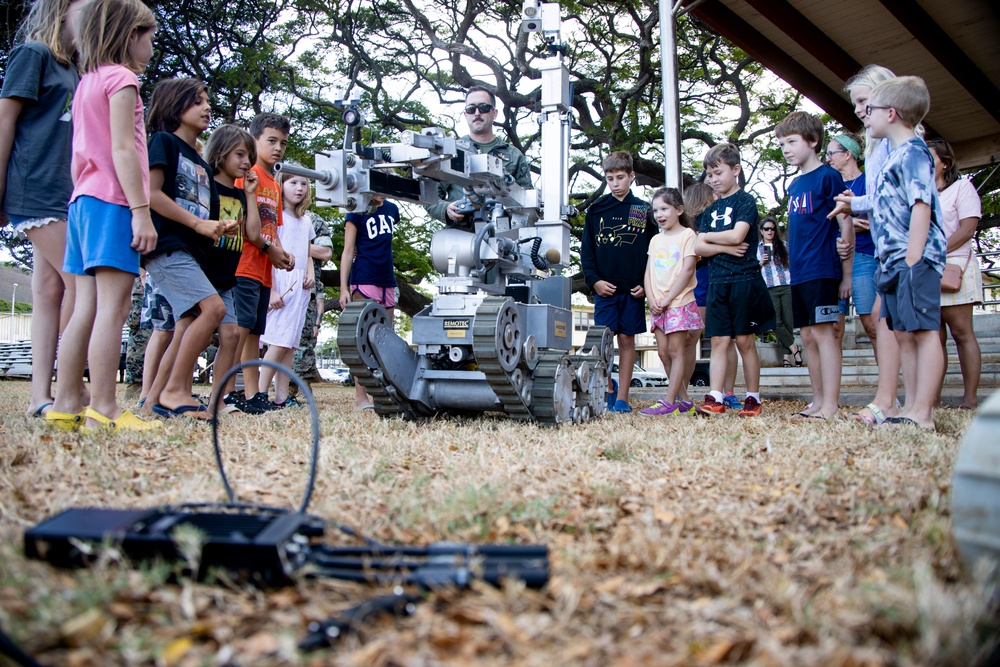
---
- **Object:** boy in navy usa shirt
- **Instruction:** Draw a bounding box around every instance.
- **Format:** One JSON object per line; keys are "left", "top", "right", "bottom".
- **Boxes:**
{"left": 776, "top": 111, "right": 854, "bottom": 421}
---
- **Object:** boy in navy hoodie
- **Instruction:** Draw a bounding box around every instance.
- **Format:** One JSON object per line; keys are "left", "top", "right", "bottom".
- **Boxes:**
{"left": 581, "top": 151, "right": 657, "bottom": 413}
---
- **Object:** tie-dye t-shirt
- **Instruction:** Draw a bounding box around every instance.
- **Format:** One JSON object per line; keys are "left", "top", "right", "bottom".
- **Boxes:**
{"left": 871, "top": 138, "right": 947, "bottom": 272}
{"left": 647, "top": 226, "right": 697, "bottom": 308}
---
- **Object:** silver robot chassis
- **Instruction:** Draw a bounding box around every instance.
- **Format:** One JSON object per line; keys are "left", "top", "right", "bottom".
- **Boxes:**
{"left": 337, "top": 299, "right": 614, "bottom": 426}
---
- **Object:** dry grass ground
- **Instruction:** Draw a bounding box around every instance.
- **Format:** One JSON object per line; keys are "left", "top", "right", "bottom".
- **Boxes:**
{"left": 0, "top": 381, "right": 997, "bottom": 666}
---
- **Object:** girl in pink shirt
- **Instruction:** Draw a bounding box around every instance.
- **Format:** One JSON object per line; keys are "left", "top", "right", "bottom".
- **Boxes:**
{"left": 47, "top": 0, "right": 160, "bottom": 431}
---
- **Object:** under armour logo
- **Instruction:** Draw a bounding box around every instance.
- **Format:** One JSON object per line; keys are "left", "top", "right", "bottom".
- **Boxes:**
{"left": 710, "top": 206, "right": 733, "bottom": 229}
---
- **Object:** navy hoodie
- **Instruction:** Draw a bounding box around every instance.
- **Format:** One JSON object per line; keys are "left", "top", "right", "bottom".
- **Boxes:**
{"left": 581, "top": 191, "right": 657, "bottom": 292}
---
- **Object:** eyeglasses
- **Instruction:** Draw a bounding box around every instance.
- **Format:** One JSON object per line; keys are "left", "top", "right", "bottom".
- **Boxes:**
{"left": 824, "top": 149, "right": 847, "bottom": 160}
{"left": 464, "top": 103, "right": 495, "bottom": 115}
{"left": 865, "top": 104, "right": 893, "bottom": 117}
{"left": 761, "top": 227, "right": 776, "bottom": 232}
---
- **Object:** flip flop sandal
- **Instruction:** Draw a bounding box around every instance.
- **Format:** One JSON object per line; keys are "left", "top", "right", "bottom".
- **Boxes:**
{"left": 44, "top": 409, "right": 85, "bottom": 431}
{"left": 884, "top": 416, "right": 935, "bottom": 432}
{"left": 152, "top": 403, "right": 211, "bottom": 420}
{"left": 30, "top": 402, "right": 54, "bottom": 417}
{"left": 853, "top": 403, "right": 887, "bottom": 427}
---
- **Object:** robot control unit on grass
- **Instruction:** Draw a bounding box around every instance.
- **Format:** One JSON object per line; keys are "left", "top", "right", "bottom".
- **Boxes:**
{"left": 277, "top": 1, "right": 612, "bottom": 425}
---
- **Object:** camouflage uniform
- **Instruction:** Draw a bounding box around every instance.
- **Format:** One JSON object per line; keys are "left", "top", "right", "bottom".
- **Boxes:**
{"left": 424, "top": 134, "right": 532, "bottom": 226}
{"left": 293, "top": 212, "right": 334, "bottom": 381}
{"left": 124, "top": 276, "right": 150, "bottom": 389}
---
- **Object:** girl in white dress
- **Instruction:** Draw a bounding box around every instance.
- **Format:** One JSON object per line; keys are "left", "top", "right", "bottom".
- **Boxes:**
{"left": 259, "top": 173, "right": 315, "bottom": 406}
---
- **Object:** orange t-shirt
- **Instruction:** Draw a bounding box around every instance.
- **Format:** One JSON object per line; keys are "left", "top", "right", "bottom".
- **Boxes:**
{"left": 235, "top": 164, "right": 282, "bottom": 287}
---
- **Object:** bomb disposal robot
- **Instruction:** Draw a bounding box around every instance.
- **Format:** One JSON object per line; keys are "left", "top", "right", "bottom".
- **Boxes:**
{"left": 275, "top": 2, "right": 613, "bottom": 424}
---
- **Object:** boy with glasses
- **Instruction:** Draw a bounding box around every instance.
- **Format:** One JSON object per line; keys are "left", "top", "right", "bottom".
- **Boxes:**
{"left": 865, "top": 76, "right": 947, "bottom": 431}
{"left": 425, "top": 86, "right": 532, "bottom": 226}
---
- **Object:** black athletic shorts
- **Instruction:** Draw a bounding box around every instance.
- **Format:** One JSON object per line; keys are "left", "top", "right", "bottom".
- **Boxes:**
{"left": 791, "top": 278, "right": 841, "bottom": 328}
{"left": 234, "top": 276, "right": 269, "bottom": 335}
{"left": 703, "top": 278, "right": 776, "bottom": 338}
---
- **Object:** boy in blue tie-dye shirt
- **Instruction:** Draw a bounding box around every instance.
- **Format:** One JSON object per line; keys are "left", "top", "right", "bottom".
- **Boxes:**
{"left": 867, "top": 76, "right": 947, "bottom": 431}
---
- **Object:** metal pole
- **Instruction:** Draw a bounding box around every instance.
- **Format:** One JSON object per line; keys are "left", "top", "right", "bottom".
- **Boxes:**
{"left": 660, "top": 0, "right": 682, "bottom": 190}
{"left": 10, "top": 283, "right": 16, "bottom": 315}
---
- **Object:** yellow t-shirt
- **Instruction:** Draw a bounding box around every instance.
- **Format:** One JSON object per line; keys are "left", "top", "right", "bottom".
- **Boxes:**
{"left": 646, "top": 227, "right": 698, "bottom": 309}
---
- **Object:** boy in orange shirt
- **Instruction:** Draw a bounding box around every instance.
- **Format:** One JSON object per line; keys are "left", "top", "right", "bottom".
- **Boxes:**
{"left": 223, "top": 113, "right": 294, "bottom": 414}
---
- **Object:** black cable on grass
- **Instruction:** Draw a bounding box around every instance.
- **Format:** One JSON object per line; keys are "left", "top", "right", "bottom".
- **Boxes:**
{"left": 0, "top": 623, "right": 48, "bottom": 667}
{"left": 211, "top": 359, "right": 320, "bottom": 514}
{"left": 208, "top": 359, "right": 384, "bottom": 546}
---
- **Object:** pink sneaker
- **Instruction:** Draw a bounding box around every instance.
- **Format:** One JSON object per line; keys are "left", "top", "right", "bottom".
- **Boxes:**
{"left": 640, "top": 400, "right": 680, "bottom": 416}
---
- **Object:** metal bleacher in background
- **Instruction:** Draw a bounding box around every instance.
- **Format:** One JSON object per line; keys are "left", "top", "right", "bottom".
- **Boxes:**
{"left": 0, "top": 328, "right": 129, "bottom": 381}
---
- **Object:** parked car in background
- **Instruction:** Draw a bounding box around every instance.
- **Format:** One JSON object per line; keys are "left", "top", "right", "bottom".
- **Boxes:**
{"left": 319, "top": 367, "right": 352, "bottom": 384}
{"left": 611, "top": 362, "right": 668, "bottom": 388}
{"left": 609, "top": 360, "right": 711, "bottom": 388}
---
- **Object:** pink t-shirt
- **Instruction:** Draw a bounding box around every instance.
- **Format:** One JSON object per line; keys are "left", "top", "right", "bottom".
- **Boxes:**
{"left": 70, "top": 64, "right": 148, "bottom": 206}
{"left": 939, "top": 178, "right": 981, "bottom": 259}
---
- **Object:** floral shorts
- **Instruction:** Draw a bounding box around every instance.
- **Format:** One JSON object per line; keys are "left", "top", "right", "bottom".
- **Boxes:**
{"left": 651, "top": 300, "right": 703, "bottom": 335}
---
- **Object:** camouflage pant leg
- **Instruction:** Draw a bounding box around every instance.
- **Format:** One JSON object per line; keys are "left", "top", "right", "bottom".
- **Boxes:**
{"left": 293, "top": 297, "right": 319, "bottom": 379}
{"left": 124, "top": 297, "right": 150, "bottom": 385}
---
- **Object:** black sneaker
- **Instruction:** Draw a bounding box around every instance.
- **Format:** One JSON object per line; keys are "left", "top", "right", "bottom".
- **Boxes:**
{"left": 222, "top": 391, "right": 249, "bottom": 413}
{"left": 246, "top": 392, "right": 280, "bottom": 413}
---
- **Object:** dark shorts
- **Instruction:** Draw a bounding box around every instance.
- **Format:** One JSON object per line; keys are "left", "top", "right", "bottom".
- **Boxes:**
{"left": 694, "top": 265, "right": 710, "bottom": 307}
{"left": 234, "top": 276, "right": 269, "bottom": 335}
{"left": 704, "top": 278, "right": 775, "bottom": 338}
{"left": 877, "top": 259, "right": 941, "bottom": 332}
{"left": 792, "top": 279, "right": 841, "bottom": 328}
{"left": 594, "top": 292, "right": 647, "bottom": 335}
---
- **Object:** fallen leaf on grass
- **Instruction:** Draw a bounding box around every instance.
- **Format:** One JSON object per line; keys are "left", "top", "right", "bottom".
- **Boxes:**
{"left": 595, "top": 575, "right": 626, "bottom": 594}
{"left": 160, "top": 636, "right": 193, "bottom": 666}
{"left": 240, "top": 631, "right": 279, "bottom": 660}
{"left": 653, "top": 507, "right": 676, "bottom": 524}
{"left": 695, "top": 637, "right": 755, "bottom": 662}
{"left": 60, "top": 608, "right": 111, "bottom": 647}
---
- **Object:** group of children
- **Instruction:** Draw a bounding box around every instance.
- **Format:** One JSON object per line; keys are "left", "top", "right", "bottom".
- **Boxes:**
{"left": 1, "top": 0, "right": 320, "bottom": 430}
{"left": 584, "top": 75, "right": 944, "bottom": 428}
{"left": 1, "top": 0, "right": 948, "bottom": 431}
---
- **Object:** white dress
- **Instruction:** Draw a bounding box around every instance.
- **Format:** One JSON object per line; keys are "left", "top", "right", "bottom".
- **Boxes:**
{"left": 262, "top": 211, "right": 315, "bottom": 348}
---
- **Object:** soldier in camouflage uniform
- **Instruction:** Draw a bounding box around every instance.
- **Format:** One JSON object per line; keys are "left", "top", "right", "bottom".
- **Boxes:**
{"left": 424, "top": 85, "right": 532, "bottom": 228}
{"left": 292, "top": 211, "right": 334, "bottom": 385}
{"left": 123, "top": 275, "right": 150, "bottom": 397}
